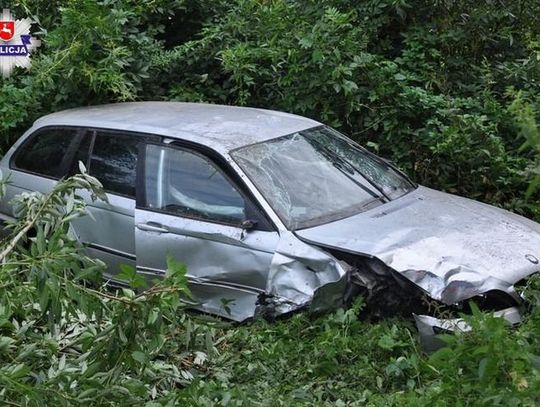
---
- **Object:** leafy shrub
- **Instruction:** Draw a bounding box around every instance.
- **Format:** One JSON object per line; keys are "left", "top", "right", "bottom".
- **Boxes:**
{"left": 0, "top": 169, "right": 215, "bottom": 404}
{"left": 2, "top": 0, "right": 540, "bottom": 218}
{"left": 1, "top": 2, "right": 540, "bottom": 403}
{"left": 173, "top": 290, "right": 540, "bottom": 406}
{"left": 419, "top": 303, "right": 540, "bottom": 405}
{"left": 160, "top": 0, "right": 540, "bottom": 216}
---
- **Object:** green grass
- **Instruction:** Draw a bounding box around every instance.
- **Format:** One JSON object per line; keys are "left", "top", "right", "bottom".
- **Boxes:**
{"left": 176, "top": 292, "right": 540, "bottom": 406}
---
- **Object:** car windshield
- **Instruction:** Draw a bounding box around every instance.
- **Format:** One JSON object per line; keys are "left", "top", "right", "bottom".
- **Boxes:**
{"left": 231, "top": 126, "right": 415, "bottom": 229}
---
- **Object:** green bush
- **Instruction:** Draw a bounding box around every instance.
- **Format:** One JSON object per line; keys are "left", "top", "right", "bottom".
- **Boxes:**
{"left": 3, "top": 0, "right": 540, "bottom": 216}
{"left": 174, "top": 288, "right": 540, "bottom": 406}
{"left": 1, "top": 2, "right": 540, "bottom": 403}
{"left": 160, "top": 0, "right": 540, "bottom": 215}
{"left": 0, "top": 170, "right": 215, "bottom": 404}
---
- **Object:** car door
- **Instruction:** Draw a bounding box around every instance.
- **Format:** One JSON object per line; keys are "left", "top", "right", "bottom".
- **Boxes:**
{"left": 70, "top": 129, "right": 159, "bottom": 281}
{"left": 0, "top": 126, "right": 143, "bottom": 272}
{"left": 134, "top": 142, "right": 280, "bottom": 321}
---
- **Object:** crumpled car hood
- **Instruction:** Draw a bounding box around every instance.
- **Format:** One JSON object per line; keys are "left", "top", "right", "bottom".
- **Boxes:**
{"left": 296, "top": 186, "right": 540, "bottom": 304}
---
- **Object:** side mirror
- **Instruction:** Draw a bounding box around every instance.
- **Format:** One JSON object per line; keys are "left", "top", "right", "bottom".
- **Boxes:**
{"left": 241, "top": 219, "right": 258, "bottom": 230}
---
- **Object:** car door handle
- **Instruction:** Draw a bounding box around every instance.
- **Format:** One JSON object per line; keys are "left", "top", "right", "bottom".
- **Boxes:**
{"left": 136, "top": 222, "right": 169, "bottom": 234}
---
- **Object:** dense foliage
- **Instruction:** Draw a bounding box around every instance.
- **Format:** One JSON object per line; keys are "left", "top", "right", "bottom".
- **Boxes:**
{"left": 2, "top": 0, "right": 540, "bottom": 215}
{"left": 1, "top": 0, "right": 540, "bottom": 405}
{"left": 179, "top": 295, "right": 540, "bottom": 405}
{"left": 0, "top": 174, "right": 539, "bottom": 404}
{"left": 0, "top": 171, "right": 216, "bottom": 404}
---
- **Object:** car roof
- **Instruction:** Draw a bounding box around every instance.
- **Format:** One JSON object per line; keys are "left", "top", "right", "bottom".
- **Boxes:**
{"left": 33, "top": 102, "right": 320, "bottom": 152}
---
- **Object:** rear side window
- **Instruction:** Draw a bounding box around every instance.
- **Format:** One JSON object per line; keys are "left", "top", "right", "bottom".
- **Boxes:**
{"left": 69, "top": 131, "right": 93, "bottom": 175}
{"left": 13, "top": 128, "right": 78, "bottom": 178}
{"left": 88, "top": 131, "right": 158, "bottom": 197}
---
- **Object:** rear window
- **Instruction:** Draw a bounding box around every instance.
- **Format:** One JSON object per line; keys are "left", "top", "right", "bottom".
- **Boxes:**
{"left": 88, "top": 131, "right": 158, "bottom": 197}
{"left": 12, "top": 127, "right": 78, "bottom": 179}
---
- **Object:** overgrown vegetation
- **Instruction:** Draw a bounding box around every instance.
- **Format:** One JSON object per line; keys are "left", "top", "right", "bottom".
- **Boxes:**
{"left": 0, "top": 171, "right": 216, "bottom": 404}
{"left": 1, "top": 0, "right": 540, "bottom": 405}
{"left": 1, "top": 174, "right": 539, "bottom": 404}
{"left": 178, "top": 295, "right": 540, "bottom": 406}
{"left": 2, "top": 0, "right": 540, "bottom": 214}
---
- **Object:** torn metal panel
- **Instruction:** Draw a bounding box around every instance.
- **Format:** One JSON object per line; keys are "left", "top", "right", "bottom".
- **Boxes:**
{"left": 415, "top": 306, "right": 522, "bottom": 352}
{"left": 296, "top": 186, "right": 540, "bottom": 305}
{"left": 261, "top": 232, "right": 348, "bottom": 317}
{"left": 334, "top": 253, "right": 427, "bottom": 317}
{"left": 400, "top": 269, "right": 523, "bottom": 306}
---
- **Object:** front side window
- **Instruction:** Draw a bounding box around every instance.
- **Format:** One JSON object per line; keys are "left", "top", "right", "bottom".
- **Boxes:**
{"left": 231, "top": 126, "right": 415, "bottom": 230}
{"left": 88, "top": 131, "right": 157, "bottom": 197}
{"left": 143, "top": 144, "right": 247, "bottom": 225}
{"left": 13, "top": 127, "right": 79, "bottom": 178}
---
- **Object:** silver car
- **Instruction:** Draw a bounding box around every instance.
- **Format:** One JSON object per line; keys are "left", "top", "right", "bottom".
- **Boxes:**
{"left": 1, "top": 102, "right": 538, "bottom": 348}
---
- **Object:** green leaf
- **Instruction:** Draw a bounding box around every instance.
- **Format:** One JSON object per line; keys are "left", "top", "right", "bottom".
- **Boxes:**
{"left": 132, "top": 350, "right": 147, "bottom": 364}
{"left": 0, "top": 336, "right": 15, "bottom": 354}
{"left": 9, "top": 363, "right": 30, "bottom": 379}
{"left": 117, "top": 263, "right": 147, "bottom": 289}
{"left": 478, "top": 357, "right": 489, "bottom": 380}
{"left": 117, "top": 263, "right": 137, "bottom": 281}
{"left": 528, "top": 353, "right": 540, "bottom": 372}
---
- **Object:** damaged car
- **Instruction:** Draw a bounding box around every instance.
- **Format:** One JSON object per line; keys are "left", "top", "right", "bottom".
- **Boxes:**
{"left": 0, "top": 102, "right": 538, "bottom": 348}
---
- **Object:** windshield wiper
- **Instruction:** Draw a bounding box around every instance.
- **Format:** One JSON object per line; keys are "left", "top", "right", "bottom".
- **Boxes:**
{"left": 313, "top": 140, "right": 390, "bottom": 202}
